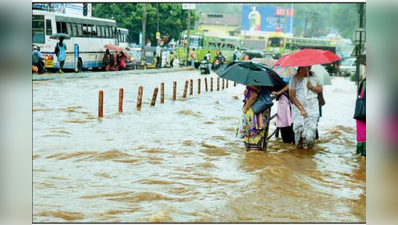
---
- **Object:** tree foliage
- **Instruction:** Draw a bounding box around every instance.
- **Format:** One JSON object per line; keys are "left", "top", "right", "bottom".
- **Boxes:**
{"left": 92, "top": 3, "right": 198, "bottom": 45}
{"left": 92, "top": 3, "right": 360, "bottom": 43}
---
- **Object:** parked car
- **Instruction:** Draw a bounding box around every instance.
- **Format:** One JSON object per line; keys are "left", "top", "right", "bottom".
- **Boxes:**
{"left": 126, "top": 50, "right": 142, "bottom": 70}
{"left": 339, "top": 58, "right": 357, "bottom": 76}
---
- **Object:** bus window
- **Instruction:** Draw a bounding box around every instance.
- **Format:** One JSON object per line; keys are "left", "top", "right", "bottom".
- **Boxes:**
{"left": 66, "top": 23, "right": 72, "bottom": 36}
{"left": 77, "top": 23, "right": 83, "bottom": 37}
{"left": 45, "top": 19, "right": 52, "bottom": 36}
{"left": 109, "top": 27, "right": 114, "bottom": 38}
{"left": 101, "top": 26, "right": 106, "bottom": 37}
{"left": 82, "top": 24, "right": 88, "bottom": 36}
{"left": 56, "top": 21, "right": 67, "bottom": 34}
{"left": 92, "top": 25, "right": 97, "bottom": 37}
{"left": 72, "top": 23, "right": 78, "bottom": 37}
{"left": 87, "top": 25, "right": 93, "bottom": 37}
{"left": 32, "top": 15, "right": 45, "bottom": 43}
{"left": 96, "top": 26, "right": 101, "bottom": 37}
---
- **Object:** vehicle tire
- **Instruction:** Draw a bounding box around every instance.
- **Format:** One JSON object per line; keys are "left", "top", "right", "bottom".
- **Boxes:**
{"left": 75, "top": 59, "right": 83, "bottom": 73}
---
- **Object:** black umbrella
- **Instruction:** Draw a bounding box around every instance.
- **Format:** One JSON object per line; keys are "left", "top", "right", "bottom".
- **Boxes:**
{"left": 50, "top": 33, "right": 71, "bottom": 40}
{"left": 215, "top": 61, "right": 283, "bottom": 87}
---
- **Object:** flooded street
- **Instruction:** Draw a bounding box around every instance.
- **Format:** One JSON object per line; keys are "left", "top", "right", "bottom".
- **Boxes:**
{"left": 33, "top": 71, "right": 365, "bottom": 222}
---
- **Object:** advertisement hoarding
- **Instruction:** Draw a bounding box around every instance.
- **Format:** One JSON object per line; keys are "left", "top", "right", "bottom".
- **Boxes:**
{"left": 241, "top": 5, "right": 293, "bottom": 34}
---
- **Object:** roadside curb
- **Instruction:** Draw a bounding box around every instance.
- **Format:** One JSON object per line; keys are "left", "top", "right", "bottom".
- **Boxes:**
{"left": 32, "top": 67, "right": 195, "bottom": 81}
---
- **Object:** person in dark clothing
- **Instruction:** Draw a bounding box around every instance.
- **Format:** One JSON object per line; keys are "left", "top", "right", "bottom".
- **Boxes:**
{"left": 32, "top": 45, "right": 45, "bottom": 74}
{"left": 102, "top": 49, "right": 114, "bottom": 71}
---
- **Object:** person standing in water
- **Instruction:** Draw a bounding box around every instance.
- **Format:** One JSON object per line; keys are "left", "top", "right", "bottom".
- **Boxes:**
{"left": 289, "top": 66, "right": 323, "bottom": 149}
{"left": 54, "top": 36, "right": 67, "bottom": 74}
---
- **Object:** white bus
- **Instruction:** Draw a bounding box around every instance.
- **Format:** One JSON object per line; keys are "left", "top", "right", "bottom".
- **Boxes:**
{"left": 117, "top": 28, "right": 130, "bottom": 49}
{"left": 32, "top": 9, "right": 118, "bottom": 72}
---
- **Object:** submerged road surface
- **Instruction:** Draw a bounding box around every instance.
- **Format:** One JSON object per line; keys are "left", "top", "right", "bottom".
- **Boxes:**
{"left": 33, "top": 70, "right": 365, "bottom": 222}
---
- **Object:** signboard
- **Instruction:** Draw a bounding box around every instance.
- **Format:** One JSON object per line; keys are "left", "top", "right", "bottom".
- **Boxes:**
{"left": 156, "top": 32, "right": 160, "bottom": 39}
{"left": 49, "top": 3, "right": 92, "bottom": 17}
{"left": 241, "top": 5, "right": 293, "bottom": 33}
{"left": 182, "top": 3, "right": 196, "bottom": 10}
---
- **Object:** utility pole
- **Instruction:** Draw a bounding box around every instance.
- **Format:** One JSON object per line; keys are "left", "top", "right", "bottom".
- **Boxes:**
{"left": 186, "top": 10, "right": 191, "bottom": 66}
{"left": 157, "top": 4, "right": 160, "bottom": 32}
{"left": 141, "top": 3, "right": 147, "bottom": 68}
{"left": 284, "top": 5, "right": 287, "bottom": 36}
{"left": 356, "top": 3, "right": 365, "bottom": 86}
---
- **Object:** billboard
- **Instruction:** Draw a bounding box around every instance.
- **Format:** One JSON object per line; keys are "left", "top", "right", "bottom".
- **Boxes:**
{"left": 33, "top": 3, "right": 92, "bottom": 17}
{"left": 242, "top": 5, "right": 293, "bottom": 33}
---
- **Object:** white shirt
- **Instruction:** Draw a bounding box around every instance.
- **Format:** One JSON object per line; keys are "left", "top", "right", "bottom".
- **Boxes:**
{"left": 156, "top": 46, "right": 161, "bottom": 57}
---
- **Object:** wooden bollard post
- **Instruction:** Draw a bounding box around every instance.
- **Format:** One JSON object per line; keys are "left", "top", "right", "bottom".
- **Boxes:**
{"left": 151, "top": 87, "right": 159, "bottom": 106}
{"left": 211, "top": 78, "right": 213, "bottom": 92}
{"left": 198, "top": 78, "right": 201, "bottom": 94}
{"left": 222, "top": 79, "right": 225, "bottom": 90}
{"left": 173, "top": 81, "right": 177, "bottom": 101}
{"left": 217, "top": 77, "right": 220, "bottom": 91}
{"left": 190, "top": 79, "right": 193, "bottom": 96}
{"left": 160, "top": 82, "right": 164, "bottom": 104}
{"left": 226, "top": 80, "right": 229, "bottom": 88}
{"left": 98, "top": 90, "right": 103, "bottom": 118}
{"left": 137, "top": 86, "right": 143, "bottom": 111}
{"left": 234, "top": 81, "right": 237, "bottom": 87}
{"left": 205, "top": 77, "right": 208, "bottom": 92}
{"left": 119, "top": 88, "right": 123, "bottom": 113}
{"left": 183, "top": 80, "right": 188, "bottom": 98}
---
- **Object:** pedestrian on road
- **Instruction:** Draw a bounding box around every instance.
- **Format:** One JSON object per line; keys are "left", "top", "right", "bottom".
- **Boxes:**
{"left": 112, "top": 52, "right": 119, "bottom": 71}
{"left": 289, "top": 66, "right": 323, "bottom": 149}
{"left": 240, "top": 85, "right": 269, "bottom": 151}
{"left": 170, "top": 51, "right": 174, "bottom": 68}
{"left": 156, "top": 45, "right": 161, "bottom": 69}
{"left": 102, "top": 49, "right": 114, "bottom": 71}
{"left": 355, "top": 75, "right": 366, "bottom": 159}
{"left": 271, "top": 79, "right": 295, "bottom": 144}
{"left": 32, "top": 45, "right": 45, "bottom": 74}
{"left": 233, "top": 50, "right": 239, "bottom": 61}
{"left": 118, "top": 52, "right": 127, "bottom": 70}
{"left": 205, "top": 51, "right": 211, "bottom": 61}
{"left": 54, "top": 36, "right": 66, "bottom": 74}
{"left": 189, "top": 48, "right": 196, "bottom": 67}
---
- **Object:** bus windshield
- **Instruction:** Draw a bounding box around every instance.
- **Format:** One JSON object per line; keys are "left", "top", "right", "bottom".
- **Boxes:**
{"left": 180, "top": 35, "right": 203, "bottom": 49}
{"left": 33, "top": 15, "right": 45, "bottom": 43}
{"left": 268, "top": 37, "right": 282, "bottom": 47}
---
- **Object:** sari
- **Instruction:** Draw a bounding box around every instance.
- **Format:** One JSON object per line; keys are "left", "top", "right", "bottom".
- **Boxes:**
{"left": 241, "top": 86, "right": 270, "bottom": 151}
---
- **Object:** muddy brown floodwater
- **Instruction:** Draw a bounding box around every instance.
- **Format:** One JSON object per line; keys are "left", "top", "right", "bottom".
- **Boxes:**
{"left": 33, "top": 71, "right": 365, "bottom": 222}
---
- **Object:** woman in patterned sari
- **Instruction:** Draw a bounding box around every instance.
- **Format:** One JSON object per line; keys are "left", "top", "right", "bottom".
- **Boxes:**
{"left": 241, "top": 85, "right": 269, "bottom": 151}
{"left": 289, "top": 66, "right": 323, "bottom": 149}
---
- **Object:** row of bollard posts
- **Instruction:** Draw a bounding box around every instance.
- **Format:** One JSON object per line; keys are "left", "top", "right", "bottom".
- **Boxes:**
{"left": 98, "top": 77, "right": 238, "bottom": 117}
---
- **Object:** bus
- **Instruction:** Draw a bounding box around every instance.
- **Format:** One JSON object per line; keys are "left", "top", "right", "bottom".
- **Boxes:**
{"left": 176, "top": 30, "right": 242, "bottom": 64}
{"left": 265, "top": 32, "right": 336, "bottom": 55}
{"left": 264, "top": 32, "right": 286, "bottom": 54}
{"left": 117, "top": 28, "right": 130, "bottom": 49}
{"left": 32, "top": 9, "right": 118, "bottom": 72}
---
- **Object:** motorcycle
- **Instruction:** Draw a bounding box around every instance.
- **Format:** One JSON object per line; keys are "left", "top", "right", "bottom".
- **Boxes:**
{"left": 199, "top": 59, "right": 211, "bottom": 75}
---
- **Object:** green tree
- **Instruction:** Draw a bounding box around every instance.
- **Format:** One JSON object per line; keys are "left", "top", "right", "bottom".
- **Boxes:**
{"left": 92, "top": 3, "right": 198, "bottom": 45}
{"left": 330, "top": 4, "right": 358, "bottom": 39}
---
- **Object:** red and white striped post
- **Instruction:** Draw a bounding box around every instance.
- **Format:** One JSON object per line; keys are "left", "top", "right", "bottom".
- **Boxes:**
{"left": 137, "top": 86, "right": 143, "bottom": 111}
{"left": 118, "top": 88, "right": 123, "bottom": 113}
{"left": 98, "top": 90, "right": 103, "bottom": 118}
{"left": 160, "top": 82, "right": 164, "bottom": 104}
{"left": 173, "top": 81, "right": 177, "bottom": 101}
{"left": 151, "top": 87, "right": 159, "bottom": 106}
{"left": 183, "top": 80, "right": 188, "bottom": 98}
